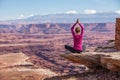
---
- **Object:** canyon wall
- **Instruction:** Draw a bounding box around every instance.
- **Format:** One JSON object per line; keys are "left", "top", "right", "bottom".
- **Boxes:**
{"left": 0, "top": 23, "right": 115, "bottom": 34}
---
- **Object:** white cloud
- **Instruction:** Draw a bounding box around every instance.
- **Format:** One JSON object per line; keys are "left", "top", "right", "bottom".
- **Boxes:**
{"left": 84, "top": 9, "right": 97, "bottom": 14}
{"left": 1, "top": 14, "right": 35, "bottom": 20}
{"left": 66, "top": 10, "right": 78, "bottom": 14}
{"left": 18, "top": 14, "right": 26, "bottom": 19}
{"left": 17, "top": 14, "right": 34, "bottom": 19}
{"left": 27, "top": 14, "right": 34, "bottom": 17}
{"left": 115, "top": 10, "right": 120, "bottom": 14}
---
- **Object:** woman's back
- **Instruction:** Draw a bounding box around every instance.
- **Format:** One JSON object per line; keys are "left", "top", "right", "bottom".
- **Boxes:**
{"left": 71, "top": 23, "right": 84, "bottom": 50}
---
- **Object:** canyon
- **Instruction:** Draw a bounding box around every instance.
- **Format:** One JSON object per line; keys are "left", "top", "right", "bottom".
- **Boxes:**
{"left": 0, "top": 22, "right": 119, "bottom": 80}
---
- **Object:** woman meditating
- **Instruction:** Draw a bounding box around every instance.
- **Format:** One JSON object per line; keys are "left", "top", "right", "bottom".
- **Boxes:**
{"left": 65, "top": 19, "right": 86, "bottom": 53}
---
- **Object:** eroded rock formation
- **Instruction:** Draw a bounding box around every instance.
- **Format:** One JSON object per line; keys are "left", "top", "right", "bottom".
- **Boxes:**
{"left": 115, "top": 18, "right": 120, "bottom": 50}
{"left": 61, "top": 52, "right": 120, "bottom": 71}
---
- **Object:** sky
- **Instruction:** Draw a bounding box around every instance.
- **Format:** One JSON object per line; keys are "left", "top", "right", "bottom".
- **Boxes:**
{"left": 0, "top": 0, "right": 120, "bottom": 20}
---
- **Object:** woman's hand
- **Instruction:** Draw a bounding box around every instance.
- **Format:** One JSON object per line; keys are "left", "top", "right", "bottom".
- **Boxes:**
{"left": 76, "top": 19, "right": 80, "bottom": 23}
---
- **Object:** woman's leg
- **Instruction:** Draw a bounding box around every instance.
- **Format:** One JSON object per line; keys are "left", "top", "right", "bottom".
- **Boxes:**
{"left": 65, "top": 45, "right": 76, "bottom": 53}
{"left": 73, "top": 45, "right": 86, "bottom": 53}
{"left": 65, "top": 45, "right": 86, "bottom": 53}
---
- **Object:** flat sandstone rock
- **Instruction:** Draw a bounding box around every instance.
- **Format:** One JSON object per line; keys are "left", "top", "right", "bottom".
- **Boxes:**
{"left": 60, "top": 52, "right": 120, "bottom": 71}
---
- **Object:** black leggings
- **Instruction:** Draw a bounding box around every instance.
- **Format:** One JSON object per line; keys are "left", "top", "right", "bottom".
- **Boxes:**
{"left": 65, "top": 45, "right": 86, "bottom": 53}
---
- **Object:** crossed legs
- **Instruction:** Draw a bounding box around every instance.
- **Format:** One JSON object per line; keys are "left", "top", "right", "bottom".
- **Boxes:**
{"left": 65, "top": 45, "right": 86, "bottom": 53}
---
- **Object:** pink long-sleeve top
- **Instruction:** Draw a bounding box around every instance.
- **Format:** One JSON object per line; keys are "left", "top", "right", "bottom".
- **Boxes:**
{"left": 71, "top": 22, "right": 84, "bottom": 51}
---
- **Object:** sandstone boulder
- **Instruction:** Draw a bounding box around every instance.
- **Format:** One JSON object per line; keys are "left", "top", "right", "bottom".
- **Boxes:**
{"left": 101, "top": 53, "right": 120, "bottom": 71}
{"left": 60, "top": 52, "right": 120, "bottom": 71}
